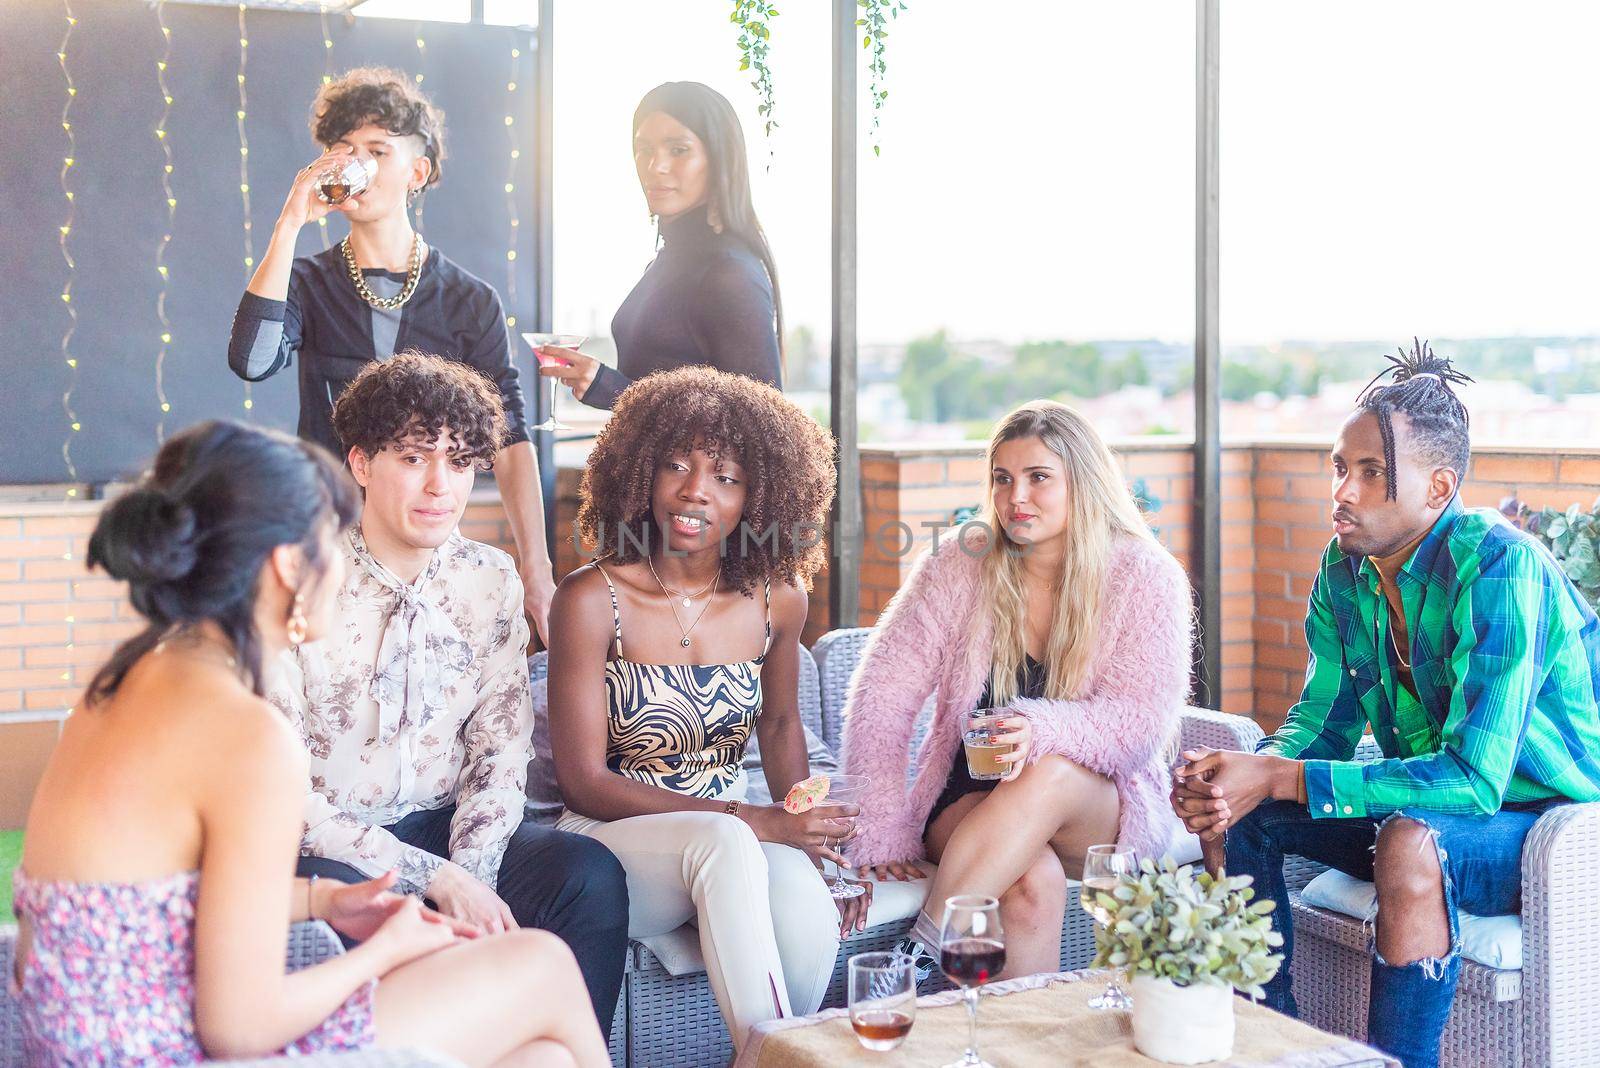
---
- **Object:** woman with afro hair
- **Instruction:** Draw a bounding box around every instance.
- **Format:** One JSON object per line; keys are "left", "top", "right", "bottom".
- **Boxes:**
{"left": 546, "top": 366, "right": 853, "bottom": 1048}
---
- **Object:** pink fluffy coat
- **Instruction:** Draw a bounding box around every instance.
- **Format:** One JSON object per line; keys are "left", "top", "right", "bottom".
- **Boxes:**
{"left": 840, "top": 534, "right": 1193, "bottom": 868}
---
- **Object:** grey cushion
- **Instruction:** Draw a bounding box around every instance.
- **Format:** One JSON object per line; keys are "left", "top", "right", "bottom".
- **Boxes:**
{"left": 740, "top": 722, "right": 840, "bottom": 805}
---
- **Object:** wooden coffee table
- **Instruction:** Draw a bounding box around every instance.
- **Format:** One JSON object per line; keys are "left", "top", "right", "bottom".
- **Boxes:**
{"left": 734, "top": 970, "right": 1399, "bottom": 1067}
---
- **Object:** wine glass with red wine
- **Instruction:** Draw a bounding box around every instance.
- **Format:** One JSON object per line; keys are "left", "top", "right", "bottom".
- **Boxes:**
{"left": 939, "top": 894, "right": 1004, "bottom": 1068}
{"left": 848, "top": 952, "right": 917, "bottom": 1052}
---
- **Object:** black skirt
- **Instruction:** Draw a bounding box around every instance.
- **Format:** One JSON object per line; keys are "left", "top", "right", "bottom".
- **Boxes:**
{"left": 923, "top": 752, "right": 1000, "bottom": 835}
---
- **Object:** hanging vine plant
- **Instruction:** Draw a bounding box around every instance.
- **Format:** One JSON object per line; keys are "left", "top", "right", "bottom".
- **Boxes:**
{"left": 730, "top": 0, "right": 908, "bottom": 153}
{"left": 858, "top": 0, "right": 906, "bottom": 155}
{"left": 730, "top": 0, "right": 779, "bottom": 139}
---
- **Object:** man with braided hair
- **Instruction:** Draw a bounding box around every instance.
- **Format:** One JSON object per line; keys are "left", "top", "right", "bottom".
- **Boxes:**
{"left": 1168, "top": 340, "right": 1600, "bottom": 1068}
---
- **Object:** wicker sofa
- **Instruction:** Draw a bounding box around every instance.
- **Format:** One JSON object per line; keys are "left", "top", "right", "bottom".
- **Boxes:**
{"left": 813, "top": 628, "right": 1600, "bottom": 1067}
{"left": 595, "top": 627, "right": 1245, "bottom": 1067}
{"left": 0, "top": 919, "right": 460, "bottom": 1066}
{"left": 1278, "top": 738, "right": 1600, "bottom": 1068}
{"left": 999, "top": 628, "right": 1600, "bottom": 1068}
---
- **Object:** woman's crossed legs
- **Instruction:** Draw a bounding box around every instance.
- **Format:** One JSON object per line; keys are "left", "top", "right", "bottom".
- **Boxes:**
{"left": 922, "top": 755, "right": 1120, "bottom": 979}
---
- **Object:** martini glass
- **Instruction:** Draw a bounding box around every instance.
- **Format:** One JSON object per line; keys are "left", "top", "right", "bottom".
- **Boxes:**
{"left": 521, "top": 332, "right": 586, "bottom": 433}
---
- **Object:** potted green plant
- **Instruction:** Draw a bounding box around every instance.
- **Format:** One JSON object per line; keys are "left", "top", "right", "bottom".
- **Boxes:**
{"left": 1089, "top": 858, "right": 1284, "bottom": 1064}
{"left": 1501, "top": 495, "right": 1600, "bottom": 614}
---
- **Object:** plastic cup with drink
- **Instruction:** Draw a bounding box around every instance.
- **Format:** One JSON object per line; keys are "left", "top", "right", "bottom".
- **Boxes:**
{"left": 961, "top": 709, "right": 1017, "bottom": 781}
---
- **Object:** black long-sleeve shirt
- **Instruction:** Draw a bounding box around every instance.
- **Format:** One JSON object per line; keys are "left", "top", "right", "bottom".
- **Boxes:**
{"left": 228, "top": 244, "right": 529, "bottom": 457}
{"left": 583, "top": 205, "right": 782, "bottom": 410}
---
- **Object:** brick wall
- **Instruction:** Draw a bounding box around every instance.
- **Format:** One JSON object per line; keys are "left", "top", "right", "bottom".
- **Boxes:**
{"left": 5, "top": 441, "right": 1599, "bottom": 826}
{"left": 1247, "top": 443, "right": 1600, "bottom": 728}
{"left": 0, "top": 504, "right": 142, "bottom": 825}
{"left": 851, "top": 442, "right": 1257, "bottom": 716}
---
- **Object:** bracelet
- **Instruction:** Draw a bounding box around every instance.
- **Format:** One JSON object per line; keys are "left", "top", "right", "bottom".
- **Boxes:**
{"left": 307, "top": 873, "right": 320, "bottom": 921}
{"left": 723, "top": 799, "right": 742, "bottom": 820}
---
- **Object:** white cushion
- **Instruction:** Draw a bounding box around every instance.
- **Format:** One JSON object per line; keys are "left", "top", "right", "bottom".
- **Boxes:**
{"left": 1167, "top": 830, "right": 1205, "bottom": 867}
{"left": 636, "top": 863, "right": 940, "bottom": 978}
{"left": 1299, "top": 869, "right": 1522, "bottom": 970}
{"left": 635, "top": 924, "right": 710, "bottom": 977}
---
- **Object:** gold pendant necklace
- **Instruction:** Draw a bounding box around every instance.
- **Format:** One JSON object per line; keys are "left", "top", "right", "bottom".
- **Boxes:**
{"left": 342, "top": 234, "right": 422, "bottom": 310}
{"left": 648, "top": 557, "right": 720, "bottom": 648}
{"left": 648, "top": 557, "right": 720, "bottom": 608}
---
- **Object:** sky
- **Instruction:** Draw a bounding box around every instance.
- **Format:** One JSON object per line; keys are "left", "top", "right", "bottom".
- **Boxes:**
{"left": 357, "top": 0, "right": 1600, "bottom": 348}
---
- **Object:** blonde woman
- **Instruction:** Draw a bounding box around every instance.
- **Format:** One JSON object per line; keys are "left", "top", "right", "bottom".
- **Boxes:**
{"left": 840, "top": 401, "right": 1192, "bottom": 979}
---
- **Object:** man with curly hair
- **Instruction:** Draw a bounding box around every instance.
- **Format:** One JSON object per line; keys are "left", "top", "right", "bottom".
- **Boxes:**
{"left": 268, "top": 353, "right": 628, "bottom": 1030}
{"left": 546, "top": 367, "right": 852, "bottom": 1048}
{"left": 227, "top": 66, "right": 558, "bottom": 645}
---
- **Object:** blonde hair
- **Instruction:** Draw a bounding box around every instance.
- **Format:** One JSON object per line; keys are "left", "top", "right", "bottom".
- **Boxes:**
{"left": 980, "top": 400, "right": 1155, "bottom": 704}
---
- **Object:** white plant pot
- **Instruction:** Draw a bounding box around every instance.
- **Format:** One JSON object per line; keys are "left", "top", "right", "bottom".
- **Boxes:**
{"left": 1129, "top": 974, "right": 1235, "bottom": 1064}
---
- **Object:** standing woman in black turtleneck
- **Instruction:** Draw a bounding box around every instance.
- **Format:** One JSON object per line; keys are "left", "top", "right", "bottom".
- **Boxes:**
{"left": 537, "top": 81, "right": 783, "bottom": 408}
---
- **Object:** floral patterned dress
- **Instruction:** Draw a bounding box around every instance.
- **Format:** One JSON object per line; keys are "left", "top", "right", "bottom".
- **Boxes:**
{"left": 10, "top": 868, "right": 375, "bottom": 1065}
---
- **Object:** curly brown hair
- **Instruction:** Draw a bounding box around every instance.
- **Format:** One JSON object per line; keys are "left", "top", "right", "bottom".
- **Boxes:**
{"left": 578, "top": 366, "right": 836, "bottom": 593}
{"left": 311, "top": 66, "right": 446, "bottom": 193}
{"left": 333, "top": 352, "right": 507, "bottom": 467}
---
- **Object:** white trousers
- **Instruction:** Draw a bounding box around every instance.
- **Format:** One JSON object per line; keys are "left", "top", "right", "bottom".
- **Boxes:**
{"left": 556, "top": 807, "right": 841, "bottom": 1048}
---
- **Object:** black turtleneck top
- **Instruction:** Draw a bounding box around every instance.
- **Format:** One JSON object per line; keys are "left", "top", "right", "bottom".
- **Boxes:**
{"left": 582, "top": 205, "right": 782, "bottom": 409}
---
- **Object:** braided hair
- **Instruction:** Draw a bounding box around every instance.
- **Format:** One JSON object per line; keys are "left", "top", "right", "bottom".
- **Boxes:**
{"left": 1356, "top": 339, "right": 1474, "bottom": 501}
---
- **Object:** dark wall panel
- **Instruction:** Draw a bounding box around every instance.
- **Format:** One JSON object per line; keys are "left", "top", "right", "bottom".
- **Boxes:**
{"left": 0, "top": 1, "right": 537, "bottom": 484}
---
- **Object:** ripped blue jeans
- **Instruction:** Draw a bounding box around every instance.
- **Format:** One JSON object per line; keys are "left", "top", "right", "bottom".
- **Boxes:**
{"left": 1225, "top": 798, "right": 1561, "bottom": 1068}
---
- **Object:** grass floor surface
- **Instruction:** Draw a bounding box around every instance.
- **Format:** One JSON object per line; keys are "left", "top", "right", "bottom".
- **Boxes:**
{"left": 1, "top": 829, "right": 22, "bottom": 921}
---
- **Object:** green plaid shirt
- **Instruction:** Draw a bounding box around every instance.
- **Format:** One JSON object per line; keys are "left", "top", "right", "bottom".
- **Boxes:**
{"left": 1261, "top": 497, "right": 1600, "bottom": 819}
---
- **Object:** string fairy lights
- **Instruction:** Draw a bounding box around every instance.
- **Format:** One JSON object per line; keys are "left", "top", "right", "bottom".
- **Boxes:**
{"left": 154, "top": 1, "right": 175, "bottom": 441}
{"left": 235, "top": 2, "right": 254, "bottom": 412}
{"left": 57, "top": 1, "right": 80, "bottom": 497}
{"left": 56, "top": 0, "right": 80, "bottom": 681}
{"left": 318, "top": 1, "right": 335, "bottom": 249}
{"left": 411, "top": 22, "right": 427, "bottom": 235}
{"left": 502, "top": 39, "right": 522, "bottom": 333}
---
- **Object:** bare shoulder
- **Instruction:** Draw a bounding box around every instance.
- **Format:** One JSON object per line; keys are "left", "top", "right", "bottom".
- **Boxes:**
{"left": 554, "top": 561, "right": 614, "bottom": 612}
{"left": 769, "top": 577, "right": 810, "bottom": 634}
{"left": 551, "top": 562, "right": 623, "bottom": 649}
{"left": 190, "top": 686, "right": 307, "bottom": 797}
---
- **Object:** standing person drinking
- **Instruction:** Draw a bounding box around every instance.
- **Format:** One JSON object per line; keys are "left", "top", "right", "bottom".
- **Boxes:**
{"left": 537, "top": 82, "right": 784, "bottom": 409}
{"left": 227, "top": 66, "right": 557, "bottom": 642}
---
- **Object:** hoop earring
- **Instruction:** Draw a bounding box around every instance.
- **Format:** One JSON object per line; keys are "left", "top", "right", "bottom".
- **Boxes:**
{"left": 286, "top": 591, "right": 308, "bottom": 646}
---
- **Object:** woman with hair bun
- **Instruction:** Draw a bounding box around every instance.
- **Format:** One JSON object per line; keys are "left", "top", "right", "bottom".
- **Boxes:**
{"left": 12, "top": 421, "right": 608, "bottom": 1067}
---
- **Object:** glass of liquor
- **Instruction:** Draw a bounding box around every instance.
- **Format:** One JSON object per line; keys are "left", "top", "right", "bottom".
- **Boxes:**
{"left": 1082, "top": 843, "right": 1138, "bottom": 1010}
{"left": 520, "top": 333, "right": 585, "bottom": 433}
{"left": 815, "top": 773, "right": 870, "bottom": 899}
{"left": 316, "top": 155, "right": 376, "bottom": 205}
{"left": 938, "top": 894, "right": 1005, "bottom": 1068}
{"left": 848, "top": 952, "right": 917, "bottom": 1052}
{"left": 962, "top": 710, "right": 1015, "bottom": 781}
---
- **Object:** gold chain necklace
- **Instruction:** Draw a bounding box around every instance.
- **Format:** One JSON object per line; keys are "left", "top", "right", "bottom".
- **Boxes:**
{"left": 341, "top": 234, "right": 422, "bottom": 310}
{"left": 648, "top": 556, "right": 720, "bottom": 649}
{"left": 648, "top": 558, "right": 720, "bottom": 608}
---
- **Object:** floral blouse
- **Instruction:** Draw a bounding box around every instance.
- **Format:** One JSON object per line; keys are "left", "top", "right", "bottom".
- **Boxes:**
{"left": 268, "top": 527, "right": 533, "bottom": 895}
